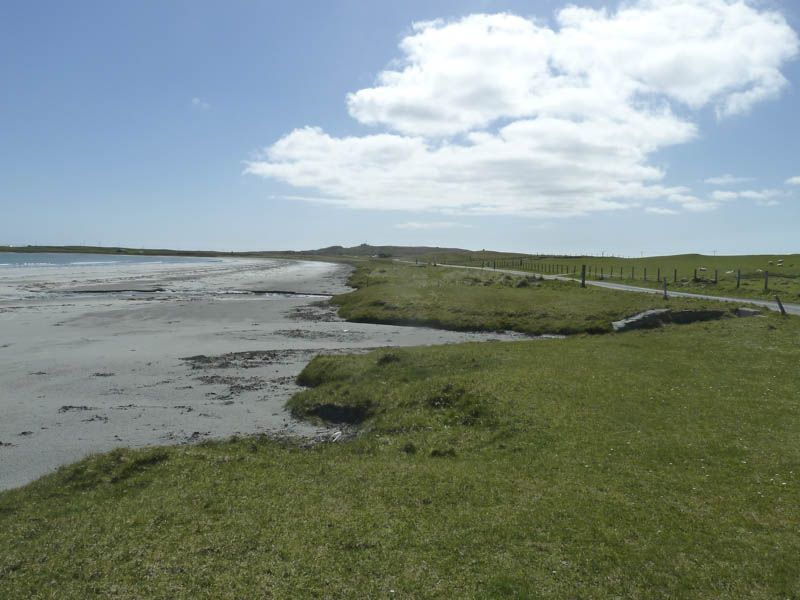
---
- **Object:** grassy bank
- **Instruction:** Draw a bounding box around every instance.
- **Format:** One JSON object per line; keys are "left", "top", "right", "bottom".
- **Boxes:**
{"left": 1, "top": 313, "right": 798, "bottom": 598}
{"left": 333, "top": 261, "right": 742, "bottom": 335}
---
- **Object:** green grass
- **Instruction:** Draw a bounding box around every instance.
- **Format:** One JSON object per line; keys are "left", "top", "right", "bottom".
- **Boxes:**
{"left": 2, "top": 314, "right": 799, "bottom": 598}
{"left": 333, "top": 261, "right": 745, "bottom": 335}
{"left": 2, "top": 256, "right": 798, "bottom": 598}
{"left": 418, "top": 252, "right": 800, "bottom": 302}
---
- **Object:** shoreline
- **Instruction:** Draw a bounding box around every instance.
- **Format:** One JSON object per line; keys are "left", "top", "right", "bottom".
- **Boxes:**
{"left": 0, "top": 257, "right": 533, "bottom": 491}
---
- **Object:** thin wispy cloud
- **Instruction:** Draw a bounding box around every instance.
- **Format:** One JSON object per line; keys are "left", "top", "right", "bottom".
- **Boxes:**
{"left": 247, "top": 1, "right": 798, "bottom": 218}
{"left": 712, "top": 189, "right": 780, "bottom": 202}
{"left": 645, "top": 207, "right": 678, "bottom": 215}
{"left": 192, "top": 97, "right": 211, "bottom": 110}
{"left": 668, "top": 193, "right": 719, "bottom": 212}
{"left": 704, "top": 174, "right": 754, "bottom": 185}
{"left": 786, "top": 176, "right": 800, "bottom": 185}
{"left": 395, "top": 221, "right": 474, "bottom": 230}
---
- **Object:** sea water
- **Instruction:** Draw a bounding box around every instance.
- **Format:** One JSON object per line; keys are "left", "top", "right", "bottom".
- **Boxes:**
{"left": 0, "top": 252, "right": 218, "bottom": 269}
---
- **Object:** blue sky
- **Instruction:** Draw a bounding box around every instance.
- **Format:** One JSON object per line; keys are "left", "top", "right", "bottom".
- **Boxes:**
{"left": 2, "top": 0, "right": 799, "bottom": 255}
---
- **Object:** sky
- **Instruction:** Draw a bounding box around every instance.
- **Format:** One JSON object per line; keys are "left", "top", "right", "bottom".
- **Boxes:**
{"left": 2, "top": 0, "right": 800, "bottom": 256}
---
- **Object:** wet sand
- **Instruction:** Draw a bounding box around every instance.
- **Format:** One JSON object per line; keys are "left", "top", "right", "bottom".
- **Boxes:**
{"left": 0, "top": 257, "right": 532, "bottom": 490}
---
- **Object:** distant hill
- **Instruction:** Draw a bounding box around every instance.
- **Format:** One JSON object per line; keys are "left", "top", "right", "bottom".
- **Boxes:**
{"left": 277, "top": 243, "right": 470, "bottom": 258}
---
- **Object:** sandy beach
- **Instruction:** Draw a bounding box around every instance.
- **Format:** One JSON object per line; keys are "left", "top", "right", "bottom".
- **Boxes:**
{"left": 0, "top": 257, "right": 530, "bottom": 490}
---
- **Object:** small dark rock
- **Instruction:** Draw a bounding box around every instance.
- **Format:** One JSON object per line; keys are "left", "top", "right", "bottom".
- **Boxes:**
{"left": 430, "top": 448, "right": 456, "bottom": 458}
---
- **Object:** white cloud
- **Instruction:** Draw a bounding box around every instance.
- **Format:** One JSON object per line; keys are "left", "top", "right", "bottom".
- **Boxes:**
{"left": 395, "top": 221, "right": 474, "bottom": 229}
{"left": 786, "top": 176, "right": 800, "bottom": 185}
{"left": 739, "top": 189, "right": 779, "bottom": 200}
{"left": 704, "top": 174, "right": 753, "bottom": 185}
{"left": 712, "top": 188, "right": 780, "bottom": 201}
{"left": 192, "top": 97, "right": 211, "bottom": 110}
{"left": 711, "top": 190, "right": 740, "bottom": 201}
{"left": 247, "top": 2, "right": 798, "bottom": 218}
{"left": 668, "top": 193, "right": 720, "bottom": 212}
{"left": 645, "top": 207, "right": 678, "bottom": 215}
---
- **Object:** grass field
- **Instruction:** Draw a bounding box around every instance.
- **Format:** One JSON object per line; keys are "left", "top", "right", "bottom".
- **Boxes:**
{"left": 416, "top": 252, "right": 800, "bottom": 302}
{"left": 1, "top": 258, "right": 798, "bottom": 598}
{"left": 334, "top": 261, "right": 747, "bottom": 335}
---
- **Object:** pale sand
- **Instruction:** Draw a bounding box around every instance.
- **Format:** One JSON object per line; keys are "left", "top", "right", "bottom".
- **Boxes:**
{"left": 0, "top": 257, "right": 533, "bottom": 490}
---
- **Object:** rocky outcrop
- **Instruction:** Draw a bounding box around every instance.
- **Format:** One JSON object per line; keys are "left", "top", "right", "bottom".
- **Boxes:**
{"left": 612, "top": 309, "right": 671, "bottom": 332}
{"left": 612, "top": 308, "right": 727, "bottom": 332}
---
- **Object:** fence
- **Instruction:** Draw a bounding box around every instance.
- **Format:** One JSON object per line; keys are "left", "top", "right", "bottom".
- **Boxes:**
{"left": 466, "top": 258, "right": 788, "bottom": 293}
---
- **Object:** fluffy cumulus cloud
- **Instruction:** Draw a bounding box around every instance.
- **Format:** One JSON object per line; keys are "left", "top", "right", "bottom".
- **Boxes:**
{"left": 247, "top": 1, "right": 798, "bottom": 217}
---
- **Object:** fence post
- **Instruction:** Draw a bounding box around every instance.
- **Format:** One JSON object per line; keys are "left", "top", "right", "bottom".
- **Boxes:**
{"left": 632, "top": 266, "right": 635, "bottom": 280}
{"left": 775, "top": 295, "right": 787, "bottom": 316}
{"left": 657, "top": 268, "right": 660, "bottom": 281}
{"left": 644, "top": 267, "right": 647, "bottom": 281}
{"left": 581, "top": 265, "right": 586, "bottom": 288}
{"left": 714, "top": 269, "right": 718, "bottom": 284}
{"left": 765, "top": 270, "right": 769, "bottom": 291}
{"left": 737, "top": 269, "right": 741, "bottom": 289}
{"left": 663, "top": 278, "right": 668, "bottom": 299}
{"left": 674, "top": 268, "right": 677, "bottom": 283}
{"left": 694, "top": 268, "right": 697, "bottom": 281}
{"left": 600, "top": 267, "right": 604, "bottom": 280}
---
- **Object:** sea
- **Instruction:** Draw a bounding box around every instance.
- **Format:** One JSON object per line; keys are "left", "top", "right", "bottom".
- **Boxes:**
{"left": 0, "top": 252, "right": 218, "bottom": 269}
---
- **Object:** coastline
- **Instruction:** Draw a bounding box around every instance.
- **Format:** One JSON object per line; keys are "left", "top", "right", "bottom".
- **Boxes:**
{"left": 0, "top": 257, "right": 530, "bottom": 490}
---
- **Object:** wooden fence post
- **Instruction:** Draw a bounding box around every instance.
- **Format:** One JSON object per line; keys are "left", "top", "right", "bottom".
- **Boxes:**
{"left": 694, "top": 268, "right": 697, "bottom": 281}
{"left": 581, "top": 265, "right": 586, "bottom": 288}
{"left": 765, "top": 271, "right": 769, "bottom": 291}
{"left": 674, "top": 268, "right": 677, "bottom": 283}
{"left": 632, "top": 267, "right": 635, "bottom": 280}
{"left": 663, "top": 278, "right": 668, "bottom": 299}
{"left": 714, "top": 269, "right": 718, "bottom": 284}
{"left": 775, "top": 295, "right": 787, "bottom": 316}
{"left": 657, "top": 268, "right": 660, "bottom": 281}
{"left": 644, "top": 267, "right": 647, "bottom": 281}
{"left": 737, "top": 269, "right": 741, "bottom": 289}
